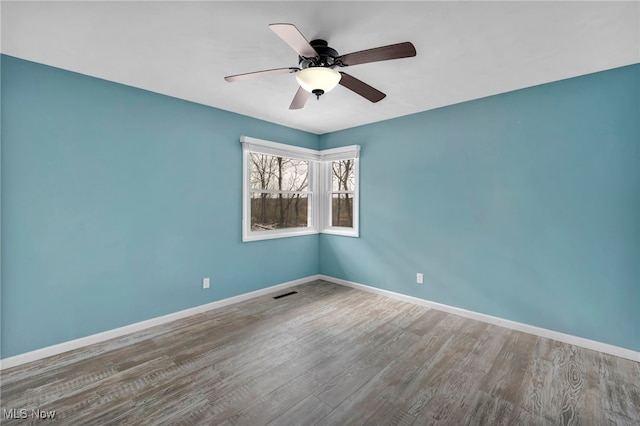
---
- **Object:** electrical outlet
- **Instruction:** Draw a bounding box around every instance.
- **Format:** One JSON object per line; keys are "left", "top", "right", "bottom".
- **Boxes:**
{"left": 203, "top": 277, "right": 210, "bottom": 289}
{"left": 416, "top": 273, "right": 424, "bottom": 284}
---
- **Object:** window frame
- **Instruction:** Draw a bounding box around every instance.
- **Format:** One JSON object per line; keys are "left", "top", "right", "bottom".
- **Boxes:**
{"left": 241, "top": 136, "right": 359, "bottom": 242}
{"left": 319, "top": 148, "right": 360, "bottom": 238}
{"left": 241, "top": 136, "right": 319, "bottom": 242}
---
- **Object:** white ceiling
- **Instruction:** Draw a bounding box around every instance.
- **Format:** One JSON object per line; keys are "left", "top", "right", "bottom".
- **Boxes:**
{"left": 2, "top": 1, "right": 639, "bottom": 134}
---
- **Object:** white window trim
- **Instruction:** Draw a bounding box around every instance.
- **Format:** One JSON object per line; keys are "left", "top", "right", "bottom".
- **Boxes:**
{"left": 241, "top": 136, "right": 320, "bottom": 161}
{"left": 318, "top": 152, "right": 360, "bottom": 238}
{"left": 240, "top": 136, "right": 359, "bottom": 242}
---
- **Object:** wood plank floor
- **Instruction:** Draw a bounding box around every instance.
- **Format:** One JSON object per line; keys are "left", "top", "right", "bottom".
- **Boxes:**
{"left": 1, "top": 280, "right": 639, "bottom": 425}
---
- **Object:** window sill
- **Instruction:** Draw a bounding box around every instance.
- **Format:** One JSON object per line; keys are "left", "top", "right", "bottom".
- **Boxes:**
{"left": 242, "top": 227, "right": 318, "bottom": 242}
{"left": 320, "top": 227, "right": 359, "bottom": 238}
{"left": 242, "top": 227, "right": 360, "bottom": 242}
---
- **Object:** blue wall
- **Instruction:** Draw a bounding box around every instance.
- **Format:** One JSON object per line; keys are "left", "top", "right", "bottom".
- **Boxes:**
{"left": 2, "top": 55, "right": 638, "bottom": 358}
{"left": 320, "top": 64, "right": 639, "bottom": 352}
{"left": 1, "top": 55, "right": 320, "bottom": 358}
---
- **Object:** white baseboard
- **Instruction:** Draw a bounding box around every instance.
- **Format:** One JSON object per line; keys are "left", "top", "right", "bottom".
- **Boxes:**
{"left": 319, "top": 275, "right": 640, "bottom": 362}
{"left": 0, "top": 275, "right": 321, "bottom": 370}
{"left": 3, "top": 273, "right": 637, "bottom": 369}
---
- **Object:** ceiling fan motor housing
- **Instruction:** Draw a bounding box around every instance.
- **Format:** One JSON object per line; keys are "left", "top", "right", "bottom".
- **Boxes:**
{"left": 299, "top": 39, "right": 339, "bottom": 69}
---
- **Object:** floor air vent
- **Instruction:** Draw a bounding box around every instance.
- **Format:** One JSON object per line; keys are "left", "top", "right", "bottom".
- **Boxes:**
{"left": 273, "top": 291, "right": 298, "bottom": 300}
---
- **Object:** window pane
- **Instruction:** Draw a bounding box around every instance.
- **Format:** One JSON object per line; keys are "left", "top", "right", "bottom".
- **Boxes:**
{"left": 250, "top": 153, "right": 309, "bottom": 191}
{"left": 331, "top": 159, "right": 355, "bottom": 191}
{"left": 251, "top": 192, "right": 309, "bottom": 231}
{"left": 331, "top": 193, "right": 353, "bottom": 228}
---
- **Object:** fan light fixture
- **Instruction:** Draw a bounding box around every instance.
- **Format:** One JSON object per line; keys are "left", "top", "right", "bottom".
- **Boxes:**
{"left": 296, "top": 67, "right": 341, "bottom": 99}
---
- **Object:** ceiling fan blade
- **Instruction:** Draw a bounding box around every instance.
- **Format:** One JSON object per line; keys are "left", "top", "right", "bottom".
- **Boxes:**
{"left": 269, "top": 23, "right": 318, "bottom": 58}
{"left": 338, "top": 72, "right": 386, "bottom": 103}
{"left": 289, "top": 86, "right": 310, "bottom": 110}
{"left": 224, "top": 67, "right": 299, "bottom": 82}
{"left": 337, "top": 42, "right": 416, "bottom": 67}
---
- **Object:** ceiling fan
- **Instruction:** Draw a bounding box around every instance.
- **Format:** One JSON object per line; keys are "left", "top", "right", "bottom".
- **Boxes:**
{"left": 224, "top": 23, "right": 416, "bottom": 110}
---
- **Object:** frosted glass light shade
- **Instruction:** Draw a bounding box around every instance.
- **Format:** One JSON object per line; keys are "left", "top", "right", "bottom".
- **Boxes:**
{"left": 296, "top": 67, "right": 341, "bottom": 93}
